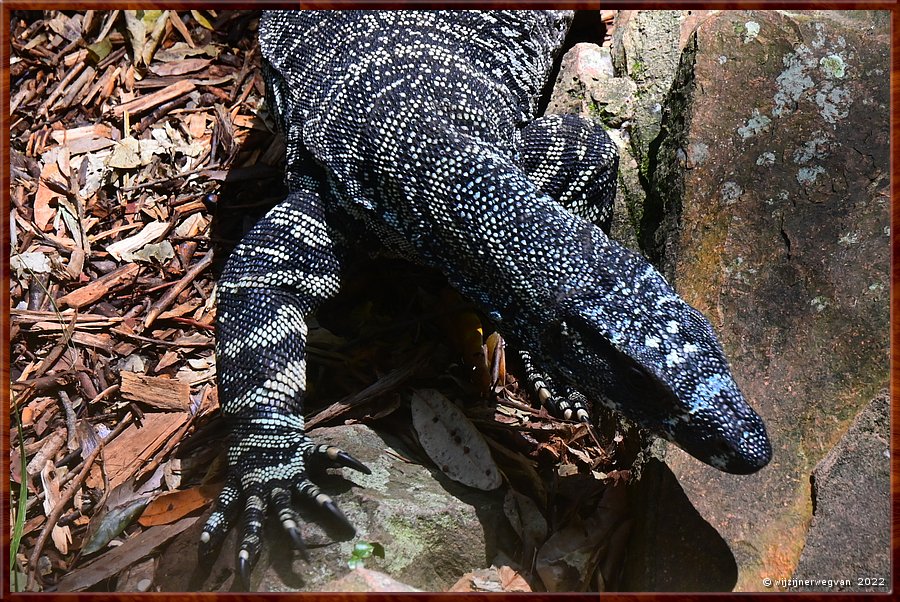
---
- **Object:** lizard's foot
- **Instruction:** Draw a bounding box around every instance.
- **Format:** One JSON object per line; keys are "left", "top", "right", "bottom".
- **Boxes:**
{"left": 519, "top": 350, "right": 591, "bottom": 422}
{"left": 199, "top": 433, "right": 371, "bottom": 589}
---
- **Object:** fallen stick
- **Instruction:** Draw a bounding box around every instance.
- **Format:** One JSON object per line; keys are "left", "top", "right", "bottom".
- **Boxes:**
{"left": 111, "top": 79, "right": 195, "bottom": 119}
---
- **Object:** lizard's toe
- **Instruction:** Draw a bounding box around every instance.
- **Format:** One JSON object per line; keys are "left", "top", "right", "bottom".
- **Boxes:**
{"left": 296, "top": 479, "right": 356, "bottom": 534}
{"left": 200, "top": 478, "right": 241, "bottom": 558}
{"left": 234, "top": 491, "right": 267, "bottom": 583}
{"left": 307, "top": 444, "right": 372, "bottom": 475}
{"left": 271, "top": 487, "right": 309, "bottom": 560}
{"left": 565, "top": 389, "right": 592, "bottom": 423}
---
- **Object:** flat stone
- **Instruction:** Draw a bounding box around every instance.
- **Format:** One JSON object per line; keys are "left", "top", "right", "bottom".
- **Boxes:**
{"left": 320, "top": 567, "right": 421, "bottom": 592}
{"left": 156, "top": 424, "right": 512, "bottom": 591}
{"left": 791, "top": 392, "right": 890, "bottom": 591}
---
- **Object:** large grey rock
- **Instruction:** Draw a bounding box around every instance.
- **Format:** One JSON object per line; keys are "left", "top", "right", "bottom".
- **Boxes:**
{"left": 156, "top": 424, "right": 513, "bottom": 591}
{"left": 547, "top": 43, "right": 635, "bottom": 127}
{"left": 633, "top": 9, "right": 888, "bottom": 592}
{"left": 610, "top": 10, "right": 684, "bottom": 170}
{"left": 555, "top": 11, "right": 716, "bottom": 254}
{"left": 791, "top": 392, "right": 890, "bottom": 591}
{"left": 610, "top": 11, "right": 717, "bottom": 174}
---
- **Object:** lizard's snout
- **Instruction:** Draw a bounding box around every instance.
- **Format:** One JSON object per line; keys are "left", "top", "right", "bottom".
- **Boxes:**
{"left": 723, "top": 419, "right": 772, "bottom": 474}
{"left": 675, "top": 410, "right": 772, "bottom": 475}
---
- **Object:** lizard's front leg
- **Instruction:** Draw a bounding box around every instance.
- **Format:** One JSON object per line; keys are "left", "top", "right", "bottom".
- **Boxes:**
{"left": 515, "top": 114, "right": 619, "bottom": 421}
{"left": 201, "top": 190, "right": 370, "bottom": 587}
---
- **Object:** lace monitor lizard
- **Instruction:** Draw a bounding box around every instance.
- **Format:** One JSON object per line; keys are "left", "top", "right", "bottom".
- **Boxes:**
{"left": 201, "top": 10, "right": 772, "bottom": 585}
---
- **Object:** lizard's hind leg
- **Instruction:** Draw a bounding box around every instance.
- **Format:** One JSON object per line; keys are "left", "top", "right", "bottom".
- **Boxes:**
{"left": 516, "top": 113, "right": 619, "bottom": 232}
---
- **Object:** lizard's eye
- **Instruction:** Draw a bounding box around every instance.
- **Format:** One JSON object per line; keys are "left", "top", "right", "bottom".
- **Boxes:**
{"left": 626, "top": 365, "right": 645, "bottom": 379}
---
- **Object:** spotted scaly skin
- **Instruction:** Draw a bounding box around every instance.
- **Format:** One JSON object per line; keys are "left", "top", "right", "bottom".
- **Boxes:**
{"left": 203, "top": 10, "right": 772, "bottom": 585}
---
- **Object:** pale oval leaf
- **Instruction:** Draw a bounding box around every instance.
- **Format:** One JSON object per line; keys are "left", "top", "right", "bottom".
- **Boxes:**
{"left": 410, "top": 389, "right": 501, "bottom": 491}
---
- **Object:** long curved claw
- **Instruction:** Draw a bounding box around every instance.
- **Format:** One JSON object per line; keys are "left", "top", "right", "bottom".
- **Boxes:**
{"left": 308, "top": 444, "right": 372, "bottom": 475}
{"left": 334, "top": 450, "right": 372, "bottom": 475}
{"left": 237, "top": 552, "right": 252, "bottom": 591}
{"left": 322, "top": 498, "right": 355, "bottom": 534}
{"left": 272, "top": 487, "right": 310, "bottom": 561}
{"left": 286, "top": 525, "right": 310, "bottom": 562}
{"left": 296, "top": 478, "right": 357, "bottom": 535}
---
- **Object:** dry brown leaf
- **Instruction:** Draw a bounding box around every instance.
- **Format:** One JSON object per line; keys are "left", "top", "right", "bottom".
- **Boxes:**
{"left": 503, "top": 489, "right": 547, "bottom": 550}
{"left": 498, "top": 566, "right": 532, "bottom": 591}
{"left": 152, "top": 350, "right": 181, "bottom": 373}
{"left": 185, "top": 112, "right": 208, "bottom": 139}
{"left": 149, "top": 57, "right": 211, "bottom": 77}
{"left": 138, "top": 484, "right": 220, "bottom": 527}
{"left": 535, "top": 483, "right": 629, "bottom": 592}
{"left": 448, "top": 566, "right": 531, "bottom": 592}
{"left": 50, "top": 124, "right": 114, "bottom": 155}
{"left": 40, "top": 460, "right": 72, "bottom": 555}
{"left": 105, "top": 220, "right": 169, "bottom": 261}
{"left": 410, "top": 388, "right": 501, "bottom": 491}
{"left": 34, "top": 160, "right": 65, "bottom": 231}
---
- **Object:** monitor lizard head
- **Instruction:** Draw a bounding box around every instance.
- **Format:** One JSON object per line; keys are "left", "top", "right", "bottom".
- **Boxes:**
{"left": 541, "top": 246, "right": 772, "bottom": 475}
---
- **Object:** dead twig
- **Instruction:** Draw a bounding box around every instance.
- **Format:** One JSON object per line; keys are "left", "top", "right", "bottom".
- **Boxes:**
{"left": 56, "top": 263, "right": 141, "bottom": 309}
{"left": 112, "top": 79, "right": 196, "bottom": 119}
{"left": 142, "top": 250, "right": 214, "bottom": 329}
{"left": 306, "top": 354, "right": 430, "bottom": 429}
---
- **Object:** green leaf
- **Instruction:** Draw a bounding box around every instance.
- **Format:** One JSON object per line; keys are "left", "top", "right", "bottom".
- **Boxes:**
{"left": 9, "top": 406, "right": 29, "bottom": 591}
{"left": 191, "top": 10, "right": 214, "bottom": 30}
{"left": 81, "top": 497, "right": 150, "bottom": 555}
{"left": 86, "top": 37, "right": 112, "bottom": 63}
{"left": 346, "top": 541, "right": 385, "bottom": 569}
{"left": 353, "top": 541, "right": 374, "bottom": 558}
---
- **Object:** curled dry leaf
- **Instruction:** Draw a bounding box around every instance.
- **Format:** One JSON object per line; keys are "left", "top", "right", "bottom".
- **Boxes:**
{"left": 503, "top": 489, "right": 548, "bottom": 549}
{"left": 448, "top": 566, "right": 531, "bottom": 592}
{"left": 409, "top": 388, "right": 501, "bottom": 491}
{"left": 81, "top": 496, "right": 150, "bottom": 556}
{"left": 105, "top": 220, "right": 169, "bottom": 261}
{"left": 138, "top": 484, "right": 220, "bottom": 527}
{"left": 149, "top": 57, "right": 211, "bottom": 77}
{"left": 34, "top": 160, "right": 65, "bottom": 232}
{"left": 40, "top": 460, "right": 71, "bottom": 555}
